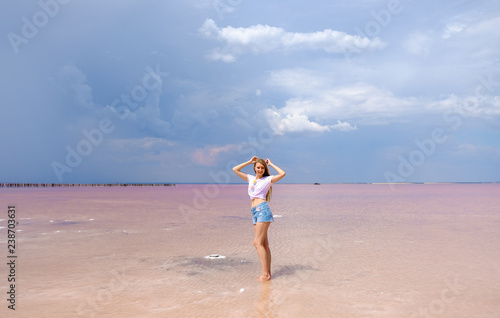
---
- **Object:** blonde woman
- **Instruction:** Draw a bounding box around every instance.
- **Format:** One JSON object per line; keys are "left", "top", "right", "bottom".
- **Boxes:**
{"left": 233, "top": 156, "right": 286, "bottom": 281}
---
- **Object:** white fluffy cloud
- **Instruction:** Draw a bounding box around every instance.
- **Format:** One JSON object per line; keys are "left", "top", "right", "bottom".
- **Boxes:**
{"left": 261, "top": 68, "right": 421, "bottom": 135}
{"left": 264, "top": 75, "right": 500, "bottom": 137}
{"left": 263, "top": 107, "right": 333, "bottom": 135}
{"left": 263, "top": 107, "right": 359, "bottom": 135}
{"left": 199, "top": 19, "right": 386, "bottom": 62}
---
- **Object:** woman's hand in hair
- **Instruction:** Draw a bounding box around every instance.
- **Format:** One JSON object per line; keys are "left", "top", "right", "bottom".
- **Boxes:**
{"left": 250, "top": 156, "right": 259, "bottom": 164}
{"left": 268, "top": 159, "right": 286, "bottom": 183}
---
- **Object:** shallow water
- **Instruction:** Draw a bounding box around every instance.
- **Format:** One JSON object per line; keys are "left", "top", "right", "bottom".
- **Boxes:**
{"left": 0, "top": 184, "right": 499, "bottom": 317}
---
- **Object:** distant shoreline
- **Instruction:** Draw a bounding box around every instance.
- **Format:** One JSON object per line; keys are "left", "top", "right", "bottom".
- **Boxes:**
{"left": 0, "top": 182, "right": 498, "bottom": 188}
{"left": 0, "top": 183, "right": 176, "bottom": 188}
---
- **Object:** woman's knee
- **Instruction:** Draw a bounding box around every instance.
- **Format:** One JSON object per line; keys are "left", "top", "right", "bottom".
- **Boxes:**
{"left": 253, "top": 239, "right": 260, "bottom": 248}
{"left": 254, "top": 239, "right": 265, "bottom": 248}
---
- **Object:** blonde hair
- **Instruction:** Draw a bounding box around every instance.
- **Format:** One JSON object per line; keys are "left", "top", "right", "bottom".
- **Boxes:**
{"left": 254, "top": 158, "right": 272, "bottom": 202}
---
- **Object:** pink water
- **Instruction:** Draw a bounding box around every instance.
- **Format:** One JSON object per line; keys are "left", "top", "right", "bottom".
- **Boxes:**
{"left": 0, "top": 184, "right": 499, "bottom": 317}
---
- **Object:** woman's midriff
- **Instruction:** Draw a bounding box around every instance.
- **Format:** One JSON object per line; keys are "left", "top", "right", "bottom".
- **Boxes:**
{"left": 251, "top": 198, "right": 266, "bottom": 208}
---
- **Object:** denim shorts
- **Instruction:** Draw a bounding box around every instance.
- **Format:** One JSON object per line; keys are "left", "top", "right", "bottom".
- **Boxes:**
{"left": 251, "top": 202, "right": 274, "bottom": 225}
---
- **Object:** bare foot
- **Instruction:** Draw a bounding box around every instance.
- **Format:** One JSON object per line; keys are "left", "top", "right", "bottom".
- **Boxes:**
{"left": 259, "top": 274, "right": 271, "bottom": 282}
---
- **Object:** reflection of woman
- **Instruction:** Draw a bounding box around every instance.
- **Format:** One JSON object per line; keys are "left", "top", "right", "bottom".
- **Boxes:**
{"left": 256, "top": 279, "right": 275, "bottom": 316}
{"left": 233, "top": 156, "right": 286, "bottom": 281}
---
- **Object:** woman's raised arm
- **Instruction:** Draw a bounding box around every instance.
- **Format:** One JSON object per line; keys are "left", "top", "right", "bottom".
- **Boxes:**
{"left": 266, "top": 159, "right": 286, "bottom": 183}
{"left": 232, "top": 156, "right": 258, "bottom": 181}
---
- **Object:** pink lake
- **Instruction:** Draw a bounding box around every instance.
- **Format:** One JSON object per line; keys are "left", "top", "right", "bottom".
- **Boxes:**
{"left": 0, "top": 183, "right": 499, "bottom": 317}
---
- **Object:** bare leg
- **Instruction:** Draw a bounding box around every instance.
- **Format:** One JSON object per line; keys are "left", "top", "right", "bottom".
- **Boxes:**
{"left": 254, "top": 222, "right": 272, "bottom": 281}
{"left": 264, "top": 236, "right": 271, "bottom": 274}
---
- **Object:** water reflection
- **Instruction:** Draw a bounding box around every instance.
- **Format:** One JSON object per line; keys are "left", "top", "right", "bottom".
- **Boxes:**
{"left": 255, "top": 281, "right": 276, "bottom": 318}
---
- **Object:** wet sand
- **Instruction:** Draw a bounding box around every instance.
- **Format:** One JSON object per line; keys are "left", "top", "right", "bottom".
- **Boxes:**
{"left": 0, "top": 184, "right": 499, "bottom": 317}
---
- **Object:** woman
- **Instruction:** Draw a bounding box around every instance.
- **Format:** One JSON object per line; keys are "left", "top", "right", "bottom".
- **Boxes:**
{"left": 233, "top": 156, "right": 286, "bottom": 281}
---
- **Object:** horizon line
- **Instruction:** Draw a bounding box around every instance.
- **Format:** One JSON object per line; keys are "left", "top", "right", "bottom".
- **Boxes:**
{"left": 1, "top": 181, "right": 499, "bottom": 187}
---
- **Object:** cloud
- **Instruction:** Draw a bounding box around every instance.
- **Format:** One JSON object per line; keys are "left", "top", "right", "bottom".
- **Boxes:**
{"left": 264, "top": 76, "right": 500, "bottom": 137}
{"left": 192, "top": 144, "right": 239, "bottom": 166}
{"left": 267, "top": 68, "right": 330, "bottom": 95}
{"left": 462, "top": 16, "right": 500, "bottom": 58}
{"left": 109, "top": 137, "right": 175, "bottom": 151}
{"left": 262, "top": 69, "right": 420, "bottom": 134}
{"left": 448, "top": 143, "right": 500, "bottom": 157}
{"left": 132, "top": 90, "right": 172, "bottom": 137}
{"left": 464, "top": 16, "right": 500, "bottom": 37}
{"left": 105, "top": 137, "right": 176, "bottom": 164}
{"left": 205, "top": 50, "right": 237, "bottom": 63}
{"left": 403, "top": 15, "right": 500, "bottom": 61}
{"left": 332, "top": 120, "right": 358, "bottom": 132}
{"left": 262, "top": 107, "right": 332, "bottom": 135}
{"left": 254, "top": 63, "right": 498, "bottom": 136}
{"left": 262, "top": 106, "right": 357, "bottom": 136}
{"left": 428, "top": 94, "right": 500, "bottom": 118}
{"left": 454, "top": 143, "right": 477, "bottom": 155}
{"left": 442, "top": 22, "right": 466, "bottom": 39}
{"left": 199, "top": 19, "right": 386, "bottom": 62}
{"left": 54, "top": 64, "right": 172, "bottom": 138}
{"left": 57, "top": 65, "right": 95, "bottom": 110}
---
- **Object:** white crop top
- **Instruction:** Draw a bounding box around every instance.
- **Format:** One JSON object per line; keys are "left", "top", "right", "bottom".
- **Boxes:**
{"left": 248, "top": 174, "right": 272, "bottom": 200}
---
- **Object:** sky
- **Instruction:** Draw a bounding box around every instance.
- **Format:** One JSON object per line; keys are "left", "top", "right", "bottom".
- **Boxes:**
{"left": 1, "top": 0, "right": 499, "bottom": 184}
